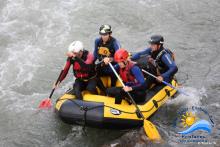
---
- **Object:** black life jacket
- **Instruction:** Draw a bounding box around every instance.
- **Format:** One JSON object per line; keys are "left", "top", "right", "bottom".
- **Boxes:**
{"left": 151, "top": 47, "right": 175, "bottom": 74}
{"left": 70, "top": 50, "right": 96, "bottom": 80}
{"left": 97, "top": 37, "right": 117, "bottom": 61}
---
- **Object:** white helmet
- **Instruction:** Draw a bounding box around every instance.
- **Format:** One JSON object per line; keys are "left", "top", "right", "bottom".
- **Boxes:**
{"left": 68, "top": 41, "right": 84, "bottom": 53}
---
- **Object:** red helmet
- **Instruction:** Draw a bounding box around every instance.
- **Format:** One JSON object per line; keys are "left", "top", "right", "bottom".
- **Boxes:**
{"left": 114, "top": 48, "right": 129, "bottom": 62}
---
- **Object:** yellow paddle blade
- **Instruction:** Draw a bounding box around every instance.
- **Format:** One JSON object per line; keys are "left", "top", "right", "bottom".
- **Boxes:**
{"left": 143, "top": 120, "right": 161, "bottom": 141}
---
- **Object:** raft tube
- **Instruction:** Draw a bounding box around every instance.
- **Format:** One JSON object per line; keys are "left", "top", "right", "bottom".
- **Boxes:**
{"left": 55, "top": 77, "right": 178, "bottom": 129}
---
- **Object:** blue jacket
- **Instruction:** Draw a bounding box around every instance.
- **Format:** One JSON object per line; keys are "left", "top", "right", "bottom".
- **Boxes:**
{"left": 131, "top": 47, "right": 178, "bottom": 82}
{"left": 93, "top": 37, "right": 120, "bottom": 61}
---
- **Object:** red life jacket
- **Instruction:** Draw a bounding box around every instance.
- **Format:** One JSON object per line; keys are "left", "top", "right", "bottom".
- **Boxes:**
{"left": 70, "top": 50, "right": 96, "bottom": 80}
{"left": 119, "top": 61, "right": 136, "bottom": 83}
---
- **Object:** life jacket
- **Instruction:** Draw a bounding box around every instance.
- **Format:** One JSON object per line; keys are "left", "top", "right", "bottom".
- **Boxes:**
{"left": 164, "top": 48, "right": 175, "bottom": 61}
{"left": 70, "top": 50, "right": 96, "bottom": 80}
{"left": 119, "top": 61, "right": 137, "bottom": 84}
{"left": 152, "top": 47, "right": 175, "bottom": 74}
{"left": 97, "top": 37, "right": 117, "bottom": 61}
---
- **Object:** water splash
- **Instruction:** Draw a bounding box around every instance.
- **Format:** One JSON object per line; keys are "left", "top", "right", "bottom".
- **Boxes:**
{"left": 167, "top": 86, "right": 207, "bottom": 107}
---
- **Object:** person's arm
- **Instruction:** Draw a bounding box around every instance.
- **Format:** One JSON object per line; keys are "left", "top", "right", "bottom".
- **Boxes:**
{"left": 131, "top": 48, "right": 151, "bottom": 60}
{"left": 59, "top": 58, "right": 71, "bottom": 82}
{"left": 85, "top": 52, "right": 95, "bottom": 64}
{"left": 130, "top": 66, "right": 146, "bottom": 90}
{"left": 93, "top": 38, "right": 100, "bottom": 62}
{"left": 160, "top": 54, "right": 178, "bottom": 82}
{"left": 113, "top": 39, "right": 121, "bottom": 51}
{"left": 74, "top": 52, "right": 95, "bottom": 68}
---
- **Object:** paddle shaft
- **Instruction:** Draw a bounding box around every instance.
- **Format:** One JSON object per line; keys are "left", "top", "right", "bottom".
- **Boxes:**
{"left": 48, "top": 70, "right": 64, "bottom": 99}
{"left": 48, "top": 57, "right": 102, "bottom": 99}
{"left": 49, "top": 57, "right": 102, "bottom": 99}
{"left": 109, "top": 63, "right": 161, "bottom": 140}
{"left": 141, "top": 69, "right": 189, "bottom": 96}
{"left": 109, "top": 63, "right": 145, "bottom": 119}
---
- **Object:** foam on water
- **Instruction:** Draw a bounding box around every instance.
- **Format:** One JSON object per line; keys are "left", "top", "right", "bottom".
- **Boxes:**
{"left": 1, "top": 0, "right": 219, "bottom": 146}
{"left": 0, "top": 0, "right": 79, "bottom": 94}
{"left": 167, "top": 86, "right": 207, "bottom": 107}
{"left": 0, "top": 1, "right": 80, "bottom": 146}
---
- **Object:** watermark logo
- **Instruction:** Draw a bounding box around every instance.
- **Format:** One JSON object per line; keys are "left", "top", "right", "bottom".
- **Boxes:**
{"left": 173, "top": 106, "right": 216, "bottom": 145}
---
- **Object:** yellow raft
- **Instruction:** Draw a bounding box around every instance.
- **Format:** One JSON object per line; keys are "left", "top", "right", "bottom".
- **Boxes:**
{"left": 55, "top": 77, "right": 178, "bottom": 129}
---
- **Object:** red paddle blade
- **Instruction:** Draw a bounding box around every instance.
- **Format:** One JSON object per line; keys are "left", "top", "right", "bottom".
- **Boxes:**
{"left": 38, "top": 98, "right": 52, "bottom": 109}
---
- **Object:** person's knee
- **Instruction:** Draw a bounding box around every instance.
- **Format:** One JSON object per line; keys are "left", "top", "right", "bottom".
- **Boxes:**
{"left": 106, "top": 87, "right": 120, "bottom": 96}
{"left": 131, "top": 91, "right": 146, "bottom": 103}
{"left": 74, "top": 79, "right": 82, "bottom": 87}
{"left": 87, "top": 87, "right": 97, "bottom": 94}
{"left": 87, "top": 85, "right": 97, "bottom": 94}
{"left": 73, "top": 82, "right": 81, "bottom": 90}
{"left": 106, "top": 88, "right": 112, "bottom": 95}
{"left": 73, "top": 87, "right": 83, "bottom": 99}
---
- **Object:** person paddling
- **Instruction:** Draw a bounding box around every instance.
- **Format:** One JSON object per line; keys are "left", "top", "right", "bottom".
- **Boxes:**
{"left": 94, "top": 24, "right": 121, "bottom": 87}
{"left": 131, "top": 35, "right": 178, "bottom": 88}
{"left": 104, "top": 48, "right": 147, "bottom": 104}
{"left": 56, "top": 41, "right": 98, "bottom": 100}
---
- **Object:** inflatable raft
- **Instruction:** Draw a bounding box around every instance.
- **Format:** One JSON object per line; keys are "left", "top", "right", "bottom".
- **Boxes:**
{"left": 55, "top": 77, "right": 178, "bottom": 129}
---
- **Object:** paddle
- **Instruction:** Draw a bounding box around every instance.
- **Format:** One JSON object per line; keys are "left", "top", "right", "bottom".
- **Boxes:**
{"left": 38, "top": 70, "right": 64, "bottom": 109}
{"left": 109, "top": 62, "right": 161, "bottom": 140}
{"left": 38, "top": 56, "right": 103, "bottom": 109}
{"left": 141, "top": 69, "right": 189, "bottom": 96}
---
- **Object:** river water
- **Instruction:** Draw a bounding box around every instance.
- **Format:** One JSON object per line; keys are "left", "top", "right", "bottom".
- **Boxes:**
{"left": 0, "top": 0, "right": 219, "bottom": 147}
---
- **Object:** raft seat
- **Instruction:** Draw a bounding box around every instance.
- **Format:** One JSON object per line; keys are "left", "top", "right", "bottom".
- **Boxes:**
{"left": 96, "top": 76, "right": 122, "bottom": 95}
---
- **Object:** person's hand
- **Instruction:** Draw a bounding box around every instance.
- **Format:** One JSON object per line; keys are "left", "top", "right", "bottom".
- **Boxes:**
{"left": 147, "top": 55, "right": 154, "bottom": 63}
{"left": 72, "top": 53, "right": 77, "bottom": 58}
{"left": 66, "top": 52, "right": 76, "bottom": 58}
{"left": 123, "top": 86, "right": 132, "bottom": 92}
{"left": 66, "top": 52, "right": 73, "bottom": 57}
{"left": 103, "top": 57, "right": 111, "bottom": 65}
{"left": 147, "top": 55, "right": 156, "bottom": 66}
{"left": 109, "top": 57, "right": 114, "bottom": 62}
{"left": 156, "top": 76, "right": 163, "bottom": 83}
{"left": 53, "top": 81, "right": 60, "bottom": 89}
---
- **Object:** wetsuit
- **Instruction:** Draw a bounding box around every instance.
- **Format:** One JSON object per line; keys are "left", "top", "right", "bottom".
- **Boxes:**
{"left": 94, "top": 36, "right": 120, "bottom": 87}
{"left": 131, "top": 46, "right": 178, "bottom": 88}
{"left": 106, "top": 61, "right": 147, "bottom": 104}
